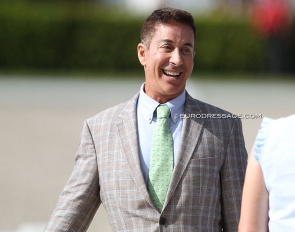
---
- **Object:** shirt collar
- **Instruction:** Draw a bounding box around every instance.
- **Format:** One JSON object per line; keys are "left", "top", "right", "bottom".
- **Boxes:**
{"left": 138, "top": 83, "right": 186, "bottom": 124}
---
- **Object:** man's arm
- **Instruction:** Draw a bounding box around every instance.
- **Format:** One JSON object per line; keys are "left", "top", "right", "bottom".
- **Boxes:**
{"left": 45, "top": 121, "right": 101, "bottom": 232}
{"left": 221, "top": 118, "right": 248, "bottom": 231}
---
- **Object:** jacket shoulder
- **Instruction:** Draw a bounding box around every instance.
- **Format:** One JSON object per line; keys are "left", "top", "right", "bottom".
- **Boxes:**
{"left": 86, "top": 93, "right": 138, "bottom": 126}
{"left": 186, "top": 94, "right": 233, "bottom": 115}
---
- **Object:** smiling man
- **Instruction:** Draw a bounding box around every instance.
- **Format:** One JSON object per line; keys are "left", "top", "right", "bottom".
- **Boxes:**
{"left": 45, "top": 7, "right": 247, "bottom": 232}
{"left": 138, "top": 20, "right": 195, "bottom": 103}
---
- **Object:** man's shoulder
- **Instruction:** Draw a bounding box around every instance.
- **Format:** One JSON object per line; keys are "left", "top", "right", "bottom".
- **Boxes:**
{"left": 186, "top": 94, "right": 232, "bottom": 115}
{"left": 86, "top": 93, "right": 138, "bottom": 124}
{"left": 186, "top": 94, "right": 243, "bottom": 135}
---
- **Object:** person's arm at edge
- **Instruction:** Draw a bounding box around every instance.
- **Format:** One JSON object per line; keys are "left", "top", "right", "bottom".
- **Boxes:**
{"left": 238, "top": 148, "right": 269, "bottom": 232}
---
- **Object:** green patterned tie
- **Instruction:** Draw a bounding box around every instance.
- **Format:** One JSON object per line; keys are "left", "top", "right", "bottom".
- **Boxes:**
{"left": 148, "top": 104, "right": 173, "bottom": 211}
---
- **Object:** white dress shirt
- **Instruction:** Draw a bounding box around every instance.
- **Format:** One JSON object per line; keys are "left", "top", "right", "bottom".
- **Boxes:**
{"left": 136, "top": 83, "right": 186, "bottom": 186}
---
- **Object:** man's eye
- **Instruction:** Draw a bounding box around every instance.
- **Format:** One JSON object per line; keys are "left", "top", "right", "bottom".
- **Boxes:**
{"left": 181, "top": 48, "right": 193, "bottom": 55}
{"left": 161, "top": 45, "right": 173, "bottom": 51}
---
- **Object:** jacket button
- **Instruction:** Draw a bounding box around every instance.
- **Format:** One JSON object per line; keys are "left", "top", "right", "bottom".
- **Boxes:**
{"left": 159, "top": 217, "right": 167, "bottom": 225}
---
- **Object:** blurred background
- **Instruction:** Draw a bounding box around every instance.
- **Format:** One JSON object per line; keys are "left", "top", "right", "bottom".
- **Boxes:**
{"left": 0, "top": 0, "right": 294, "bottom": 231}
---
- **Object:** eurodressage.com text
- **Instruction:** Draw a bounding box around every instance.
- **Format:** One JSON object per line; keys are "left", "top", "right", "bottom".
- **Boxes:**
{"left": 179, "top": 113, "right": 263, "bottom": 119}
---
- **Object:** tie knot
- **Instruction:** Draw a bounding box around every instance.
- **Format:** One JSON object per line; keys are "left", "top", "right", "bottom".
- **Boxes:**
{"left": 156, "top": 105, "right": 170, "bottom": 119}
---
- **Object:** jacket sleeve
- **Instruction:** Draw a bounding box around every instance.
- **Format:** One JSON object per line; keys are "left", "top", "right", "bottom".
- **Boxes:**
{"left": 45, "top": 121, "right": 101, "bottom": 232}
{"left": 221, "top": 118, "right": 248, "bottom": 231}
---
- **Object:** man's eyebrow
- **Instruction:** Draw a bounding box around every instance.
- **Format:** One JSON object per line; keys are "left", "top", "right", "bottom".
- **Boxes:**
{"left": 157, "top": 39, "right": 193, "bottom": 47}
{"left": 157, "top": 39, "right": 173, "bottom": 45}
{"left": 183, "top": 42, "right": 194, "bottom": 48}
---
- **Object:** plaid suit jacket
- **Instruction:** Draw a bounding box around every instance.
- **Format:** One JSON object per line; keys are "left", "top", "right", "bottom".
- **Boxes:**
{"left": 45, "top": 92, "right": 247, "bottom": 232}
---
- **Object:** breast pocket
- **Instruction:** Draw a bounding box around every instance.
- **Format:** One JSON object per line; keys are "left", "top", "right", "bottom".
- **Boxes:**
{"left": 181, "top": 149, "right": 224, "bottom": 203}
{"left": 188, "top": 153, "right": 222, "bottom": 176}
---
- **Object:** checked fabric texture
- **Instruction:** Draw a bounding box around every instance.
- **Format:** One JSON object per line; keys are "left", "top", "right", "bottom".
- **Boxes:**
{"left": 148, "top": 104, "right": 173, "bottom": 211}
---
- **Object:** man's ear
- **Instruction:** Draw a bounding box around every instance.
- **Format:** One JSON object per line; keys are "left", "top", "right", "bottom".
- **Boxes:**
{"left": 137, "top": 43, "right": 147, "bottom": 66}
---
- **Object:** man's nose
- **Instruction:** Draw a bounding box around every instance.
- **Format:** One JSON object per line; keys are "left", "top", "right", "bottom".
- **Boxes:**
{"left": 169, "top": 49, "right": 183, "bottom": 66}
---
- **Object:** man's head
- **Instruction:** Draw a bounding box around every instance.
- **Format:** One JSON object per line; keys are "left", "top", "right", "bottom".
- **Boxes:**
{"left": 140, "top": 7, "right": 196, "bottom": 48}
{"left": 138, "top": 7, "right": 196, "bottom": 103}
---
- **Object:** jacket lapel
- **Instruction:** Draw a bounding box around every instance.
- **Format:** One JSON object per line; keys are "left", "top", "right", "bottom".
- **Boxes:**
{"left": 116, "top": 94, "right": 156, "bottom": 208}
{"left": 163, "top": 93, "right": 204, "bottom": 209}
{"left": 116, "top": 92, "right": 204, "bottom": 211}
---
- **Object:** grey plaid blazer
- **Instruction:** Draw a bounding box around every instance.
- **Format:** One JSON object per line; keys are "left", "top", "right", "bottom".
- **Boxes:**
{"left": 45, "top": 92, "right": 247, "bottom": 232}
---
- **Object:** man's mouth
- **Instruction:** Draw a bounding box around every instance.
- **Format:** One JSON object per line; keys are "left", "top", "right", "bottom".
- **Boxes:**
{"left": 163, "top": 70, "right": 181, "bottom": 78}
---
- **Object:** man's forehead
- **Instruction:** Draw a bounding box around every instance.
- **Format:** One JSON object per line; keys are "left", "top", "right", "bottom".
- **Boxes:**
{"left": 154, "top": 23, "right": 194, "bottom": 37}
{"left": 154, "top": 22, "right": 186, "bottom": 31}
{"left": 152, "top": 24, "right": 194, "bottom": 45}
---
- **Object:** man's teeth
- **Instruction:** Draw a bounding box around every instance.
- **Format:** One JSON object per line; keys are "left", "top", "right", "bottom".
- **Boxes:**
{"left": 163, "top": 70, "right": 180, "bottom": 77}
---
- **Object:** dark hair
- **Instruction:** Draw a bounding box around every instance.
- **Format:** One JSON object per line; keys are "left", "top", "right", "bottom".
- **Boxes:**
{"left": 140, "top": 7, "right": 196, "bottom": 48}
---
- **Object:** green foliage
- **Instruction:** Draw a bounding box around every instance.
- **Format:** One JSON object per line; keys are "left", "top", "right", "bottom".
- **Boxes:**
{"left": 194, "top": 17, "right": 266, "bottom": 73}
{"left": 0, "top": 2, "right": 277, "bottom": 75}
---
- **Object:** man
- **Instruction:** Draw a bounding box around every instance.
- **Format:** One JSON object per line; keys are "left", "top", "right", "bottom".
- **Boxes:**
{"left": 45, "top": 7, "right": 247, "bottom": 231}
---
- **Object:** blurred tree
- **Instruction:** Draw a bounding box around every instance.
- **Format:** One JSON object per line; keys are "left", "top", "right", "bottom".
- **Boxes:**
{"left": 250, "top": 0, "right": 293, "bottom": 73}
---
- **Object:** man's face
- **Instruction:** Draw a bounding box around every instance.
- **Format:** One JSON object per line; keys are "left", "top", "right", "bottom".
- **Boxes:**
{"left": 138, "top": 22, "right": 195, "bottom": 103}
